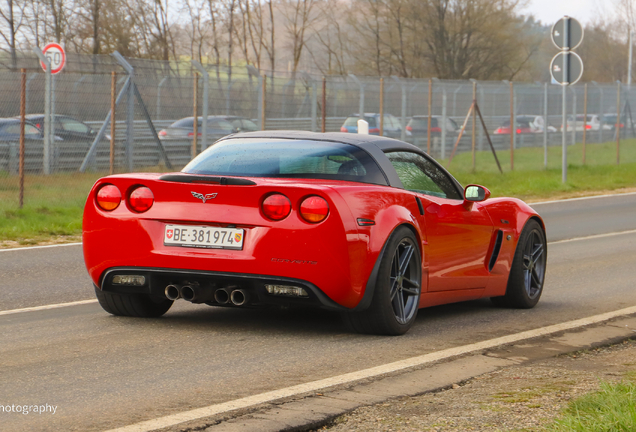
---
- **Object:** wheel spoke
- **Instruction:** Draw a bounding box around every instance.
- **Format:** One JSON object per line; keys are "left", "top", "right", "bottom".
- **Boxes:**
{"left": 393, "top": 291, "right": 405, "bottom": 320}
{"left": 398, "top": 244, "right": 414, "bottom": 277}
{"left": 532, "top": 244, "right": 544, "bottom": 261}
{"left": 531, "top": 267, "right": 542, "bottom": 288}
{"left": 402, "top": 286, "right": 419, "bottom": 296}
{"left": 523, "top": 254, "right": 531, "bottom": 269}
{"left": 389, "top": 277, "right": 399, "bottom": 300}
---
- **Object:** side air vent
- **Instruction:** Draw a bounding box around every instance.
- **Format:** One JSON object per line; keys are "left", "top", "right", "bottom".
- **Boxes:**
{"left": 159, "top": 174, "right": 256, "bottom": 185}
{"left": 415, "top": 196, "right": 424, "bottom": 215}
{"left": 488, "top": 230, "right": 504, "bottom": 272}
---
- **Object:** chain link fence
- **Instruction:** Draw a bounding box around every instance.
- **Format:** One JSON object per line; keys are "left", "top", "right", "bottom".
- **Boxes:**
{"left": 1, "top": 51, "right": 636, "bottom": 214}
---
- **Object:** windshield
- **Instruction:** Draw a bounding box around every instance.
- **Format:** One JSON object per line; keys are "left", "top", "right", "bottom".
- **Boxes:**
{"left": 183, "top": 138, "right": 388, "bottom": 185}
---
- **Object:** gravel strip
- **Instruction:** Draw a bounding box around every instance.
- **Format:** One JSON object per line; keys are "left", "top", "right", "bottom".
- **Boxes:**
{"left": 316, "top": 339, "right": 636, "bottom": 432}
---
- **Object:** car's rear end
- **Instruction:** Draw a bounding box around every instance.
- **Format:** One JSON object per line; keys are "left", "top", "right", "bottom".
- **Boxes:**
{"left": 84, "top": 137, "right": 389, "bottom": 312}
{"left": 406, "top": 117, "right": 440, "bottom": 137}
{"left": 340, "top": 115, "right": 380, "bottom": 134}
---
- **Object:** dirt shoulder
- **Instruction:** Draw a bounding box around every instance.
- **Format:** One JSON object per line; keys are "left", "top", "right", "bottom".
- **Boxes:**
{"left": 319, "top": 339, "right": 636, "bottom": 432}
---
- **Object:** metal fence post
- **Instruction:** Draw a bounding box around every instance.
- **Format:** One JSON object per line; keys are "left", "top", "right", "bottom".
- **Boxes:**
{"left": 311, "top": 79, "right": 318, "bottom": 132}
{"left": 192, "top": 61, "right": 209, "bottom": 150}
{"left": 257, "top": 74, "right": 264, "bottom": 130}
{"left": 591, "top": 81, "right": 603, "bottom": 143}
{"left": 156, "top": 77, "right": 168, "bottom": 119}
{"left": 33, "top": 47, "right": 51, "bottom": 175}
{"left": 616, "top": 80, "right": 621, "bottom": 164}
{"left": 543, "top": 83, "right": 548, "bottom": 168}
{"left": 112, "top": 51, "right": 135, "bottom": 172}
{"left": 571, "top": 87, "right": 577, "bottom": 146}
{"left": 441, "top": 82, "right": 447, "bottom": 159}
{"left": 348, "top": 74, "right": 365, "bottom": 123}
{"left": 25, "top": 72, "right": 37, "bottom": 114}
{"left": 391, "top": 76, "right": 407, "bottom": 141}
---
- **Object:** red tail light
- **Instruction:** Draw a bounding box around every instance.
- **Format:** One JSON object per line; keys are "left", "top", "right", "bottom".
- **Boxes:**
{"left": 299, "top": 196, "right": 329, "bottom": 223}
{"left": 516, "top": 128, "right": 522, "bottom": 134}
{"left": 406, "top": 125, "right": 412, "bottom": 132}
{"left": 369, "top": 127, "right": 379, "bottom": 133}
{"left": 187, "top": 132, "right": 203, "bottom": 137}
{"left": 128, "top": 186, "right": 154, "bottom": 212}
{"left": 585, "top": 124, "right": 592, "bottom": 130}
{"left": 96, "top": 184, "right": 121, "bottom": 211}
{"left": 619, "top": 123, "right": 625, "bottom": 128}
{"left": 431, "top": 127, "right": 442, "bottom": 133}
{"left": 159, "top": 130, "right": 167, "bottom": 136}
{"left": 262, "top": 194, "right": 291, "bottom": 221}
{"left": 495, "top": 128, "right": 503, "bottom": 134}
{"left": 340, "top": 126, "right": 348, "bottom": 132}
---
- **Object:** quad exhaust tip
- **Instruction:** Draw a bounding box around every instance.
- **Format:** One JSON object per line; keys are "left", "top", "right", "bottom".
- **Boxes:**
{"left": 230, "top": 289, "right": 249, "bottom": 306}
{"left": 214, "top": 288, "right": 230, "bottom": 304}
{"left": 165, "top": 284, "right": 181, "bottom": 301}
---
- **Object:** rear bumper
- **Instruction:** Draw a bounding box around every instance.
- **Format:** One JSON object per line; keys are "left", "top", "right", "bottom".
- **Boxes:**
{"left": 99, "top": 267, "right": 349, "bottom": 311}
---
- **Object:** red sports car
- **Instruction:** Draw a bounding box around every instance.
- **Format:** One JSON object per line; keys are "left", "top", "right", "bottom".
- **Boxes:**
{"left": 83, "top": 131, "right": 547, "bottom": 335}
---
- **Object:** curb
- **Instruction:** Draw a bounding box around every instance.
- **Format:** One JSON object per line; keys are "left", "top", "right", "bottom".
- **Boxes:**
{"left": 164, "top": 314, "right": 636, "bottom": 432}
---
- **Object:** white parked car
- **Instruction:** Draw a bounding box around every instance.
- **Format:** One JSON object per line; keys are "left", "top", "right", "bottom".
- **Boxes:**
{"left": 561, "top": 114, "right": 612, "bottom": 132}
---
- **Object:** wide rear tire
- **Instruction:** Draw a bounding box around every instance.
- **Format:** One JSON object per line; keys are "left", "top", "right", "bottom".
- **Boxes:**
{"left": 94, "top": 286, "right": 173, "bottom": 318}
{"left": 343, "top": 226, "right": 422, "bottom": 335}
{"left": 491, "top": 219, "right": 547, "bottom": 308}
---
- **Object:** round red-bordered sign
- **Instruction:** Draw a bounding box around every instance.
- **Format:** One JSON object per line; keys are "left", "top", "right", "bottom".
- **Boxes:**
{"left": 40, "top": 43, "right": 66, "bottom": 75}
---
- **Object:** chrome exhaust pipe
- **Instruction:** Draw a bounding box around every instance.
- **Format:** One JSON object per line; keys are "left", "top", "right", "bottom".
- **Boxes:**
{"left": 230, "top": 289, "right": 249, "bottom": 306}
{"left": 214, "top": 288, "right": 230, "bottom": 305}
{"left": 165, "top": 284, "right": 181, "bottom": 301}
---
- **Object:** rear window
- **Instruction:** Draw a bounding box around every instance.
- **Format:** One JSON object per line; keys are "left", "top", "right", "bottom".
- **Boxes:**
{"left": 171, "top": 118, "right": 194, "bottom": 128}
{"left": 183, "top": 138, "right": 388, "bottom": 185}
{"left": 408, "top": 118, "right": 438, "bottom": 128}
{"left": 208, "top": 119, "right": 234, "bottom": 130}
{"left": 343, "top": 116, "right": 377, "bottom": 127}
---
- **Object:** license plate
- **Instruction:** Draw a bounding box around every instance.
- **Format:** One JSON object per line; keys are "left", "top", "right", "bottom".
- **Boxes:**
{"left": 164, "top": 225, "right": 244, "bottom": 249}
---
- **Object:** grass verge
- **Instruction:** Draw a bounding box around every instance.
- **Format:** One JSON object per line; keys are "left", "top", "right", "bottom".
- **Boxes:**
{"left": 1, "top": 138, "right": 636, "bottom": 245}
{"left": 544, "top": 381, "right": 636, "bottom": 431}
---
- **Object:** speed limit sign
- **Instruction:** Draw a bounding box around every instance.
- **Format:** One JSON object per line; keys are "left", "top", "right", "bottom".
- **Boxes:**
{"left": 40, "top": 43, "right": 66, "bottom": 74}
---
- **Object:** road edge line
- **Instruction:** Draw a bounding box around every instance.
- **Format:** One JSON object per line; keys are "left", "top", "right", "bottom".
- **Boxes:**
{"left": 0, "top": 242, "right": 82, "bottom": 253}
{"left": 548, "top": 229, "right": 636, "bottom": 245}
{"left": 0, "top": 299, "right": 98, "bottom": 316}
{"left": 103, "top": 305, "right": 636, "bottom": 432}
{"left": 530, "top": 190, "right": 636, "bottom": 206}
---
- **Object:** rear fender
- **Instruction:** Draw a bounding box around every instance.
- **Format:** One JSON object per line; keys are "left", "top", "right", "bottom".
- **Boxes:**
{"left": 352, "top": 204, "right": 423, "bottom": 311}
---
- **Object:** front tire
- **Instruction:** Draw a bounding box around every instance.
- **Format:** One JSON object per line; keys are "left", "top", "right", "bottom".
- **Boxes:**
{"left": 94, "top": 286, "right": 173, "bottom": 318}
{"left": 491, "top": 219, "right": 547, "bottom": 308}
{"left": 343, "top": 226, "right": 422, "bottom": 335}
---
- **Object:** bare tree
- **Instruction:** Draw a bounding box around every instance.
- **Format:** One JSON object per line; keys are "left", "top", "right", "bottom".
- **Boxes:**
{"left": 0, "top": 0, "right": 25, "bottom": 68}
{"left": 279, "top": 0, "right": 318, "bottom": 74}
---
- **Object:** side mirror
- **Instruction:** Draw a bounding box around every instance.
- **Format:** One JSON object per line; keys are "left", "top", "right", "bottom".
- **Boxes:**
{"left": 464, "top": 185, "right": 490, "bottom": 202}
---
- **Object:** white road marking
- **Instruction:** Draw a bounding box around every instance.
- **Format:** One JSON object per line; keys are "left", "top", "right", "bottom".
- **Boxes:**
{"left": 0, "top": 299, "right": 98, "bottom": 316}
{"left": 548, "top": 229, "right": 636, "bottom": 245}
{"left": 104, "top": 305, "right": 636, "bottom": 432}
{"left": 530, "top": 190, "right": 636, "bottom": 206}
{"left": 0, "top": 242, "right": 82, "bottom": 253}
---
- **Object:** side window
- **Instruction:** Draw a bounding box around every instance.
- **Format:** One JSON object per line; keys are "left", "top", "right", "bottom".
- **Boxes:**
{"left": 386, "top": 151, "right": 462, "bottom": 199}
{"left": 61, "top": 118, "right": 89, "bottom": 133}
{"left": 242, "top": 119, "right": 258, "bottom": 131}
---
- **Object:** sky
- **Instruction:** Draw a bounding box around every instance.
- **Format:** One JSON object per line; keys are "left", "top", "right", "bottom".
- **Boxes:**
{"left": 523, "top": 0, "right": 605, "bottom": 26}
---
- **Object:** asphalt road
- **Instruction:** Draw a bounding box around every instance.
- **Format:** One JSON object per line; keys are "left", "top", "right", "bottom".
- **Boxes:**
{"left": 1, "top": 193, "right": 636, "bottom": 431}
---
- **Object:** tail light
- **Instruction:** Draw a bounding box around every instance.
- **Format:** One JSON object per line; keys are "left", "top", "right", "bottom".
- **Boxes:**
{"left": 299, "top": 196, "right": 329, "bottom": 223}
{"left": 431, "top": 127, "right": 442, "bottom": 133}
{"left": 495, "top": 128, "right": 502, "bottom": 134}
{"left": 516, "top": 128, "right": 522, "bottom": 134}
{"left": 369, "top": 127, "right": 379, "bottom": 134}
{"left": 187, "top": 132, "right": 203, "bottom": 137}
{"left": 262, "top": 194, "right": 291, "bottom": 221}
{"left": 158, "top": 130, "right": 167, "bottom": 136}
{"left": 340, "top": 126, "right": 348, "bottom": 132}
{"left": 619, "top": 123, "right": 625, "bottom": 128}
{"left": 128, "top": 186, "right": 154, "bottom": 212}
{"left": 406, "top": 125, "right": 412, "bottom": 132}
{"left": 96, "top": 184, "right": 121, "bottom": 211}
{"left": 585, "top": 124, "right": 592, "bottom": 130}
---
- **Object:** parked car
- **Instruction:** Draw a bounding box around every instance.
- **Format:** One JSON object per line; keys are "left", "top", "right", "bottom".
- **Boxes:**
{"left": 561, "top": 114, "right": 612, "bottom": 132}
{"left": 340, "top": 113, "right": 402, "bottom": 138}
{"left": 0, "top": 118, "right": 45, "bottom": 142}
{"left": 158, "top": 116, "right": 236, "bottom": 141}
{"left": 85, "top": 131, "right": 547, "bottom": 336}
{"left": 221, "top": 116, "right": 259, "bottom": 133}
{"left": 18, "top": 114, "right": 101, "bottom": 142}
{"left": 494, "top": 115, "right": 556, "bottom": 134}
{"left": 601, "top": 114, "right": 632, "bottom": 132}
{"left": 406, "top": 116, "right": 460, "bottom": 137}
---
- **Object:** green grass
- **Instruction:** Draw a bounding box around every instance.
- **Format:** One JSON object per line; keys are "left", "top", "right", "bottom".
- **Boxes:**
{"left": 544, "top": 381, "right": 636, "bottom": 431}
{"left": 441, "top": 138, "right": 636, "bottom": 200}
{"left": 1, "top": 138, "right": 636, "bottom": 244}
{"left": 0, "top": 171, "right": 102, "bottom": 243}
